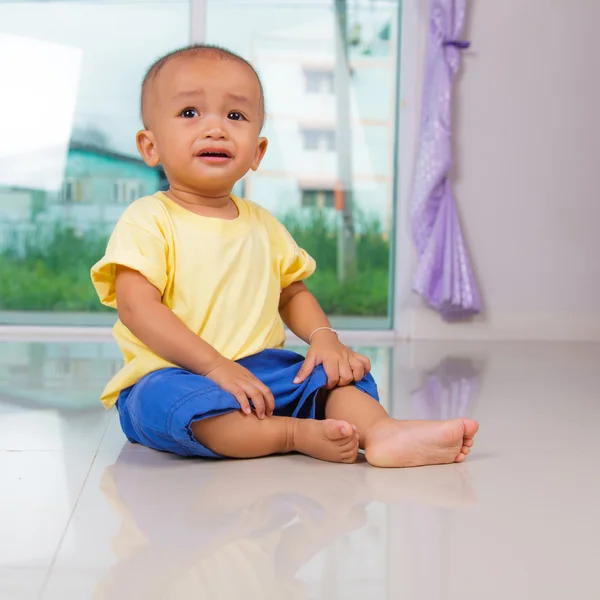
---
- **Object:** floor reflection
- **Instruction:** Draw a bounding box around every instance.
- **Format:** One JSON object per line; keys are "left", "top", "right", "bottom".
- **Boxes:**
{"left": 409, "top": 356, "right": 483, "bottom": 420}
{"left": 5, "top": 341, "right": 600, "bottom": 598}
{"left": 0, "top": 342, "right": 392, "bottom": 412}
{"left": 95, "top": 448, "right": 475, "bottom": 599}
{"left": 0, "top": 341, "right": 121, "bottom": 410}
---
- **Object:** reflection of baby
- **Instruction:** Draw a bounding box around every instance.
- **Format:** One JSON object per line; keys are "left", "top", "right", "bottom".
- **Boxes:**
{"left": 94, "top": 452, "right": 371, "bottom": 600}
{"left": 94, "top": 449, "right": 476, "bottom": 599}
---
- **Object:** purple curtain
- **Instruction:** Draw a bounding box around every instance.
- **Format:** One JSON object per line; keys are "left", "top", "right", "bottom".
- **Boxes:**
{"left": 411, "top": 0, "right": 481, "bottom": 319}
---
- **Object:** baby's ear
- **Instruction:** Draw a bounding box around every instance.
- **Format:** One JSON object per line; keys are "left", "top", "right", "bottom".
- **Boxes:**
{"left": 251, "top": 137, "right": 268, "bottom": 171}
{"left": 136, "top": 130, "right": 160, "bottom": 167}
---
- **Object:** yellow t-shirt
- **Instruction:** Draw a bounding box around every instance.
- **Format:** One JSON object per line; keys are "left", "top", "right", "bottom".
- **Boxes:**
{"left": 91, "top": 192, "right": 316, "bottom": 408}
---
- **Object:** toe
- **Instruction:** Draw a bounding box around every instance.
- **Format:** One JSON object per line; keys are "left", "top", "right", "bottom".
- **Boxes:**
{"left": 340, "top": 436, "right": 359, "bottom": 453}
{"left": 463, "top": 438, "right": 475, "bottom": 448}
{"left": 461, "top": 419, "right": 479, "bottom": 438}
{"left": 455, "top": 452, "right": 467, "bottom": 463}
{"left": 460, "top": 445, "right": 471, "bottom": 456}
{"left": 341, "top": 443, "right": 360, "bottom": 463}
{"left": 324, "top": 420, "right": 355, "bottom": 440}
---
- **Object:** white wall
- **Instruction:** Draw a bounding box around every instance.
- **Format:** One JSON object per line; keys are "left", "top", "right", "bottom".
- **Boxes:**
{"left": 395, "top": 0, "right": 600, "bottom": 341}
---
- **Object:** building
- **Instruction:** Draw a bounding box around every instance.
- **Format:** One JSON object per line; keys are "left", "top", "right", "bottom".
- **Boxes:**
{"left": 0, "top": 143, "right": 163, "bottom": 255}
{"left": 244, "top": 16, "right": 397, "bottom": 233}
{"left": 45, "top": 142, "right": 163, "bottom": 231}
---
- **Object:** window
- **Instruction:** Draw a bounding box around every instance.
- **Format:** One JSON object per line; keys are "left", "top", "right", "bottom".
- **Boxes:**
{"left": 301, "top": 128, "right": 336, "bottom": 152}
{"left": 113, "top": 180, "right": 143, "bottom": 205}
{"left": 61, "top": 178, "right": 84, "bottom": 204}
{"left": 62, "top": 179, "right": 75, "bottom": 204}
{"left": 1, "top": 0, "right": 401, "bottom": 332}
{"left": 304, "top": 68, "right": 334, "bottom": 94}
{"left": 301, "top": 189, "right": 335, "bottom": 210}
{"left": 113, "top": 182, "right": 122, "bottom": 204}
{"left": 128, "top": 182, "right": 142, "bottom": 203}
{"left": 301, "top": 189, "right": 318, "bottom": 208}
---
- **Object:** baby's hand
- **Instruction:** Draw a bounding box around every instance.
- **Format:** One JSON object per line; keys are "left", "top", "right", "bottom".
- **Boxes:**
{"left": 293, "top": 332, "right": 371, "bottom": 389}
{"left": 205, "top": 358, "right": 274, "bottom": 419}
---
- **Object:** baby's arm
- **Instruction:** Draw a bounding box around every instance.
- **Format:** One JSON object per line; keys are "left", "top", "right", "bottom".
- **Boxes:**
{"left": 279, "top": 281, "right": 332, "bottom": 344}
{"left": 116, "top": 266, "right": 220, "bottom": 374}
{"left": 115, "top": 266, "right": 274, "bottom": 417}
{"left": 279, "top": 281, "right": 371, "bottom": 388}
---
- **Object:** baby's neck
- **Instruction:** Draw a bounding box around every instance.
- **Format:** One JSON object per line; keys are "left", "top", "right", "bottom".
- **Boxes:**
{"left": 165, "top": 187, "right": 238, "bottom": 219}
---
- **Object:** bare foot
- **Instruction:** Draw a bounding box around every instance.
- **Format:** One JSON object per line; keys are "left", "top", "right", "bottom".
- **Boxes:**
{"left": 292, "top": 419, "right": 359, "bottom": 464}
{"left": 364, "top": 418, "right": 479, "bottom": 468}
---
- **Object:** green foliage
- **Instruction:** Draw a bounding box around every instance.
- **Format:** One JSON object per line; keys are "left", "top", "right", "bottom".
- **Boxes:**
{"left": 280, "top": 209, "right": 390, "bottom": 274}
{"left": 0, "top": 224, "right": 109, "bottom": 312}
{"left": 306, "top": 268, "right": 389, "bottom": 316}
{"left": 1, "top": 211, "right": 390, "bottom": 316}
{"left": 281, "top": 209, "right": 390, "bottom": 315}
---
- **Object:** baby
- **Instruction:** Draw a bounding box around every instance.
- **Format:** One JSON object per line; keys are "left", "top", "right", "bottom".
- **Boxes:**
{"left": 91, "top": 44, "right": 478, "bottom": 466}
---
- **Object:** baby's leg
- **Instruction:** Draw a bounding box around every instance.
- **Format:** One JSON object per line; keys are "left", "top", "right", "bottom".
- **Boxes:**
{"left": 324, "top": 387, "right": 479, "bottom": 468}
{"left": 191, "top": 412, "right": 360, "bottom": 463}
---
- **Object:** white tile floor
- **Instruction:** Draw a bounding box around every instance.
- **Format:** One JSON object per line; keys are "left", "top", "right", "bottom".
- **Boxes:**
{"left": 1, "top": 340, "right": 599, "bottom": 599}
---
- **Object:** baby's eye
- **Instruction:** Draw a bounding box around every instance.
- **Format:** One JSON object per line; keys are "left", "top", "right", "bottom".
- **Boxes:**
{"left": 180, "top": 108, "right": 198, "bottom": 119}
{"left": 227, "top": 111, "right": 246, "bottom": 121}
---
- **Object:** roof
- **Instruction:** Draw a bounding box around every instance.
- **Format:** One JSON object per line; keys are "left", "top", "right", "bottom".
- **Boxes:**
{"left": 69, "top": 142, "right": 147, "bottom": 166}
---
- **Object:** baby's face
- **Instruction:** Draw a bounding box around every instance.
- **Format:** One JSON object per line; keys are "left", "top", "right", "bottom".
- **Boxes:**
{"left": 139, "top": 55, "right": 267, "bottom": 195}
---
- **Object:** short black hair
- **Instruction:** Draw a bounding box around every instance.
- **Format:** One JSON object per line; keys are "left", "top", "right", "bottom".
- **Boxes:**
{"left": 140, "top": 44, "right": 265, "bottom": 128}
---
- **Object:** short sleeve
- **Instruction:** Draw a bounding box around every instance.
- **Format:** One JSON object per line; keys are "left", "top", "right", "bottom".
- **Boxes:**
{"left": 91, "top": 220, "right": 168, "bottom": 308}
{"left": 272, "top": 220, "right": 316, "bottom": 289}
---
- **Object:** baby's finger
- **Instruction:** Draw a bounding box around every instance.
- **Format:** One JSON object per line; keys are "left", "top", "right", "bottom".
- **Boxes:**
{"left": 324, "top": 360, "right": 340, "bottom": 389}
{"left": 355, "top": 354, "right": 371, "bottom": 373}
{"left": 257, "top": 382, "right": 275, "bottom": 417}
{"left": 349, "top": 357, "right": 365, "bottom": 381}
{"left": 233, "top": 389, "right": 252, "bottom": 415}
{"left": 243, "top": 383, "right": 267, "bottom": 419}
{"left": 338, "top": 361, "right": 354, "bottom": 387}
{"left": 294, "top": 354, "right": 316, "bottom": 384}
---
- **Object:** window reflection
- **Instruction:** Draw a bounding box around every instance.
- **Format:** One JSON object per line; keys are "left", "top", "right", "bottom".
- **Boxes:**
{"left": 0, "top": 342, "right": 391, "bottom": 412}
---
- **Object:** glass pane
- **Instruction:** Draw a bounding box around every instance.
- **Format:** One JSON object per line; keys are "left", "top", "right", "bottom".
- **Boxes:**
{"left": 206, "top": 0, "right": 400, "bottom": 329}
{"left": 0, "top": 0, "right": 401, "bottom": 330}
{"left": 0, "top": 0, "right": 190, "bottom": 325}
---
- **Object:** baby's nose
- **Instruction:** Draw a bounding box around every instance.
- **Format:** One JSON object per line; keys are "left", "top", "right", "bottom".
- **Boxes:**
{"left": 203, "top": 125, "right": 227, "bottom": 139}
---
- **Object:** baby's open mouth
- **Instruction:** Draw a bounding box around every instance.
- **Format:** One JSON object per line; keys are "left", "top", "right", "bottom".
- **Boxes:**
{"left": 198, "top": 150, "right": 232, "bottom": 158}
